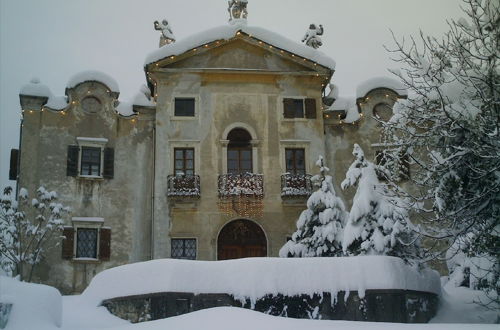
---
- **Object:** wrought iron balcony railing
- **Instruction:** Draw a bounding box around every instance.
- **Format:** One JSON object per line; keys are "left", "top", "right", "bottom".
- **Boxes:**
{"left": 218, "top": 173, "right": 264, "bottom": 197}
{"left": 167, "top": 175, "right": 201, "bottom": 198}
{"left": 281, "top": 173, "right": 313, "bottom": 197}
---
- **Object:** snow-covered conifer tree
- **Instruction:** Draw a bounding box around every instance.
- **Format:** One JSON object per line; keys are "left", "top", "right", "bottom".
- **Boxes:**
{"left": 279, "top": 156, "right": 347, "bottom": 257}
{"left": 383, "top": 0, "right": 499, "bottom": 304}
{"left": 341, "top": 144, "right": 420, "bottom": 262}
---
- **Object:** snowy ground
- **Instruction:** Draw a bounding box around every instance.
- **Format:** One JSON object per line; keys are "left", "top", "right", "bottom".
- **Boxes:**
{"left": 57, "top": 285, "right": 497, "bottom": 330}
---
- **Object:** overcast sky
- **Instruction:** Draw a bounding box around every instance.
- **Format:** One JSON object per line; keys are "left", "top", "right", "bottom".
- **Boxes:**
{"left": 0, "top": 0, "right": 465, "bottom": 189}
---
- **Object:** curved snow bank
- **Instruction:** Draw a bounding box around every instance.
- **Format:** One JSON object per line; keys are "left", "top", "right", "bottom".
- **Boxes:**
{"left": 67, "top": 70, "right": 120, "bottom": 93}
{"left": 0, "top": 276, "right": 62, "bottom": 329}
{"left": 82, "top": 256, "right": 440, "bottom": 304}
{"left": 104, "top": 307, "right": 498, "bottom": 330}
{"left": 356, "top": 77, "right": 407, "bottom": 98}
{"left": 144, "top": 23, "right": 336, "bottom": 70}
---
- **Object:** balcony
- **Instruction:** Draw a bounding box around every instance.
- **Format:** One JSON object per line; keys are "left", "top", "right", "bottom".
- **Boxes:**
{"left": 167, "top": 175, "right": 200, "bottom": 198}
{"left": 218, "top": 173, "right": 264, "bottom": 197}
{"left": 281, "top": 173, "right": 313, "bottom": 197}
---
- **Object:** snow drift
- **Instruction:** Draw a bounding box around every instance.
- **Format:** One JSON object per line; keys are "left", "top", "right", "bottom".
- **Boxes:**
{"left": 0, "top": 276, "right": 62, "bottom": 329}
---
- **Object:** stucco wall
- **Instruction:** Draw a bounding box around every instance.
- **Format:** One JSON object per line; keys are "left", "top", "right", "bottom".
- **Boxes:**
{"left": 19, "top": 81, "right": 154, "bottom": 293}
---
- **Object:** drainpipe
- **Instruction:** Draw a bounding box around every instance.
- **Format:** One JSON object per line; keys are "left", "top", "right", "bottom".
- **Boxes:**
{"left": 150, "top": 124, "right": 156, "bottom": 260}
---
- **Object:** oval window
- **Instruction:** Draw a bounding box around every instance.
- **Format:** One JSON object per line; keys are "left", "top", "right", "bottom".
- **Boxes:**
{"left": 81, "top": 96, "right": 102, "bottom": 114}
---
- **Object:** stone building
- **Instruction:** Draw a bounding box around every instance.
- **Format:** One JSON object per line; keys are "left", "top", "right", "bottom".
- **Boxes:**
{"left": 13, "top": 11, "right": 407, "bottom": 293}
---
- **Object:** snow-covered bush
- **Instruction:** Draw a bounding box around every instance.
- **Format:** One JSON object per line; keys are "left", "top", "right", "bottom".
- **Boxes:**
{"left": 0, "top": 186, "right": 69, "bottom": 281}
{"left": 341, "top": 144, "right": 420, "bottom": 262}
{"left": 382, "top": 0, "right": 499, "bottom": 304}
{"left": 279, "top": 156, "right": 347, "bottom": 257}
{"left": 446, "top": 233, "right": 499, "bottom": 307}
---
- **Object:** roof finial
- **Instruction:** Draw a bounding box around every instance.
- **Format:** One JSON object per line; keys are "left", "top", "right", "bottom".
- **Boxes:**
{"left": 302, "top": 24, "right": 324, "bottom": 49}
{"left": 228, "top": 0, "right": 248, "bottom": 25}
{"left": 154, "top": 19, "right": 176, "bottom": 47}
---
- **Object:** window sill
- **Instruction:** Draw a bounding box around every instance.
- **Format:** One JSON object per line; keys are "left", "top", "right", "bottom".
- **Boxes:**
{"left": 78, "top": 175, "right": 104, "bottom": 180}
{"left": 72, "top": 257, "right": 100, "bottom": 264}
{"left": 282, "top": 118, "right": 309, "bottom": 122}
{"left": 170, "top": 116, "right": 198, "bottom": 121}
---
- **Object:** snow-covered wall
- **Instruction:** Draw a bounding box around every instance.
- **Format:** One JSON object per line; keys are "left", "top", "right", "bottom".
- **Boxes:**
{"left": 82, "top": 257, "right": 441, "bottom": 305}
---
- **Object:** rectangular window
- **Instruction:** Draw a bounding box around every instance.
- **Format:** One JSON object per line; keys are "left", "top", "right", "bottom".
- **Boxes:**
{"left": 80, "top": 147, "right": 101, "bottom": 176}
{"left": 171, "top": 238, "right": 197, "bottom": 260}
{"left": 227, "top": 148, "right": 252, "bottom": 174}
{"left": 76, "top": 228, "right": 98, "bottom": 258}
{"left": 283, "top": 98, "right": 316, "bottom": 119}
{"left": 285, "top": 148, "right": 306, "bottom": 175}
{"left": 174, "top": 148, "right": 195, "bottom": 176}
{"left": 174, "top": 98, "right": 195, "bottom": 117}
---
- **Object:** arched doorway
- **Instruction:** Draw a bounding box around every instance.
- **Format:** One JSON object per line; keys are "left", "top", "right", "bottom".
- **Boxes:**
{"left": 217, "top": 219, "right": 267, "bottom": 260}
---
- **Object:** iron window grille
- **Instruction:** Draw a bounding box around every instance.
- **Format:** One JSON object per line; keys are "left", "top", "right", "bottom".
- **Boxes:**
{"left": 76, "top": 228, "right": 98, "bottom": 258}
{"left": 171, "top": 238, "right": 197, "bottom": 260}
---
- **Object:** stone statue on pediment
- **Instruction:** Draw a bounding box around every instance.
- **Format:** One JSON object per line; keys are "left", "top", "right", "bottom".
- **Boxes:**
{"left": 302, "top": 24, "right": 324, "bottom": 49}
{"left": 228, "top": 0, "right": 248, "bottom": 23}
{"left": 154, "top": 19, "right": 176, "bottom": 47}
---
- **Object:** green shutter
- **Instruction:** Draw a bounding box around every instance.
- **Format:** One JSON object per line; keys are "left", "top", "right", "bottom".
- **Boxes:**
{"left": 99, "top": 228, "right": 111, "bottom": 261}
{"left": 283, "top": 98, "right": 295, "bottom": 118}
{"left": 305, "top": 98, "right": 317, "bottom": 119}
{"left": 66, "top": 145, "right": 79, "bottom": 177}
{"left": 103, "top": 148, "right": 114, "bottom": 179}
{"left": 62, "top": 227, "right": 74, "bottom": 259}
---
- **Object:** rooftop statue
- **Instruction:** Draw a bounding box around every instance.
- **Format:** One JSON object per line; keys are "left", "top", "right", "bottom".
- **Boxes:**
{"left": 228, "top": 0, "right": 248, "bottom": 23}
{"left": 302, "top": 24, "right": 324, "bottom": 49}
{"left": 154, "top": 19, "right": 176, "bottom": 47}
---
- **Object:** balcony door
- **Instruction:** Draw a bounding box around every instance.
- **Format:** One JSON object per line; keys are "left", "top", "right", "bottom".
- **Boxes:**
{"left": 227, "top": 128, "right": 252, "bottom": 174}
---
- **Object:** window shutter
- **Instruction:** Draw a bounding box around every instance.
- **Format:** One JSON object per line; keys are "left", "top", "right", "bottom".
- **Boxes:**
{"left": 66, "top": 145, "right": 79, "bottom": 177}
{"left": 99, "top": 228, "right": 111, "bottom": 261}
{"left": 305, "top": 98, "right": 317, "bottom": 119}
{"left": 283, "top": 98, "right": 295, "bottom": 118}
{"left": 62, "top": 227, "right": 74, "bottom": 259}
{"left": 103, "top": 148, "right": 114, "bottom": 179}
{"left": 9, "top": 149, "right": 19, "bottom": 180}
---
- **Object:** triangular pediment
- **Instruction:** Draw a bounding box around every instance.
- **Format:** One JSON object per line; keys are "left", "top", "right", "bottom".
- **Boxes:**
{"left": 158, "top": 37, "right": 326, "bottom": 74}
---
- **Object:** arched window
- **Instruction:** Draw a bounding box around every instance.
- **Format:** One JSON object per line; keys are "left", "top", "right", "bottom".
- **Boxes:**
{"left": 227, "top": 128, "right": 253, "bottom": 174}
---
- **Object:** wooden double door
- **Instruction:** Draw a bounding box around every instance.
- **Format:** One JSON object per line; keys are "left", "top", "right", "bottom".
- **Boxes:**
{"left": 217, "top": 219, "right": 267, "bottom": 260}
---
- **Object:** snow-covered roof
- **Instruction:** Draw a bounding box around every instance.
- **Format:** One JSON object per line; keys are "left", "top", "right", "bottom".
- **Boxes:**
{"left": 356, "top": 76, "right": 407, "bottom": 99}
{"left": 67, "top": 70, "right": 120, "bottom": 93}
{"left": 20, "top": 78, "right": 52, "bottom": 97}
{"left": 82, "top": 257, "right": 440, "bottom": 306}
{"left": 327, "top": 96, "right": 361, "bottom": 123}
{"left": 144, "top": 23, "right": 336, "bottom": 70}
{"left": 330, "top": 96, "right": 356, "bottom": 111}
{"left": 45, "top": 95, "right": 69, "bottom": 110}
{"left": 19, "top": 78, "right": 69, "bottom": 110}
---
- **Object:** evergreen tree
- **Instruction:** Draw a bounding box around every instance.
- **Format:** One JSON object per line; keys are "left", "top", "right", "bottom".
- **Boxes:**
{"left": 341, "top": 144, "right": 420, "bottom": 262}
{"left": 279, "top": 156, "right": 347, "bottom": 257}
{"left": 382, "top": 0, "right": 499, "bottom": 304}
